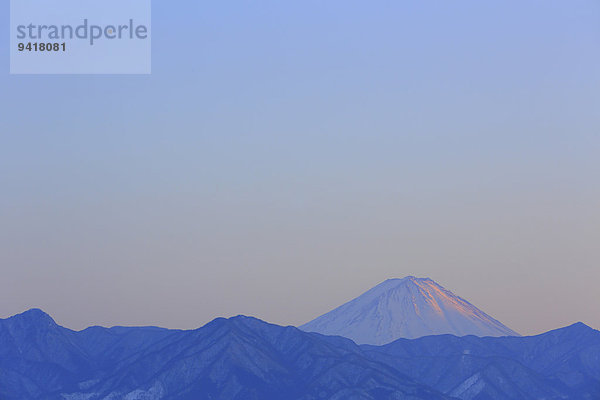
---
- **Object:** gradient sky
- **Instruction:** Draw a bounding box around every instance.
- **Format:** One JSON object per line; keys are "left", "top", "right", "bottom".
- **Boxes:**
{"left": 1, "top": 1, "right": 599, "bottom": 335}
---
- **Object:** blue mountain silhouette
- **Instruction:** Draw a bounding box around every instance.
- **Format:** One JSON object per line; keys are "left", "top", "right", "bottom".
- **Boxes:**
{"left": 1, "top": 309, "right": 598, "bottom": 400}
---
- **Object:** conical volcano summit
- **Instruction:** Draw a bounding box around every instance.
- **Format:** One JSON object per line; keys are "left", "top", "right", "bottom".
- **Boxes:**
{"left": 300, "top": 276, "right": 519, "bottom": 345}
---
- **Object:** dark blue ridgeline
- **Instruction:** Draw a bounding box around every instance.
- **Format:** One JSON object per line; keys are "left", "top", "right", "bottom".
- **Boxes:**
{"left": 0, "top": 309, "right": 598, "bottom": 400}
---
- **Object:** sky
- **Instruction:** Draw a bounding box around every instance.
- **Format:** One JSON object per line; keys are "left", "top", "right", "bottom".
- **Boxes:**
{"left": 0, "top": 1, "right": 599, "bottom": 335}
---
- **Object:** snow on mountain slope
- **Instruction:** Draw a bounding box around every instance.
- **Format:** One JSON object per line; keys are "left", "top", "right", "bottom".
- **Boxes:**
{"left": 300, "top": 277, "right": 520, "bottom": 344}
{"left": 1, "top": 308, "right": 597, "bottom": 400}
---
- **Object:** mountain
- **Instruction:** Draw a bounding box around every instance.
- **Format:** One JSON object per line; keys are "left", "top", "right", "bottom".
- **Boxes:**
{"left": 300, "top": 277, "right": 519, "bottom": 345}
{"left": 1, "top": 309, "right": 598, "bottom": 400}
{"left": 0, "top": 309, "right": 452, "bottom": 400}
{"left": 0, "top": 309, "right": 96, "bottom": 399}
{"left": 362, "top": 322, "right": 600, "bottom": 400}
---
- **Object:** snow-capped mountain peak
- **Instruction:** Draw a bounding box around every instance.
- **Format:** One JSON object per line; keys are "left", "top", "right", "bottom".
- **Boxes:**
{"left": 300, "top": 276, "right": 519, "bottom": 345}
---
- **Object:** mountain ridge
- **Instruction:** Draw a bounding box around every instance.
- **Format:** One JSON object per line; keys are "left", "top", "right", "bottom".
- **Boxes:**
{"left": 0, "top": 308, "right": 598, "bottom": 400}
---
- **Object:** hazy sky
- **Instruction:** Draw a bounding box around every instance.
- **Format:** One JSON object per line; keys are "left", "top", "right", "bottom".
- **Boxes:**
{"left": 1, "top": 1, "right": 599, "bottom": 335}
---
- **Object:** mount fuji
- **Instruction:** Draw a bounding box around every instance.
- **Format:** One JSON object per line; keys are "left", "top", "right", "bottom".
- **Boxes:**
{"left": 300, "top": 276, "right": 520, "bottom": 345}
